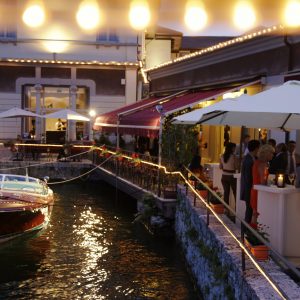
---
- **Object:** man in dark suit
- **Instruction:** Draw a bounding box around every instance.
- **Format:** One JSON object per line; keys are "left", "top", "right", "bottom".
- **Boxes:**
{"left": 240, "top": 139, "right": 260, "bottom": 224}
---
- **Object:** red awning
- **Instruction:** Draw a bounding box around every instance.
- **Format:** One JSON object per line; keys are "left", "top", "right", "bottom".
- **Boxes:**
{"left": 94, "top": 82, "right": 258, "bottom": 137}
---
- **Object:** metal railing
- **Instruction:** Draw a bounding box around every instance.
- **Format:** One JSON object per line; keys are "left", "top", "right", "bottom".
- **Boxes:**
{"left": 182, "top": 165, "right": 300, "bottom": 299}
{"left": 93, "top": 145, "right": 179, "bottom": 198}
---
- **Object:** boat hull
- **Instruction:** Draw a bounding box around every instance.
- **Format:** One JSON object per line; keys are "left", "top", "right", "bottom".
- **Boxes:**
{"left": 0, "top": 202, "right": 53, "bottom": 243}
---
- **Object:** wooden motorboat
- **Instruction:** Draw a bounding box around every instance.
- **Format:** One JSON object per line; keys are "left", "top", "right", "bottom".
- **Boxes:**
{"left": 0, "top": 174, "right": 54, "bottom": 243}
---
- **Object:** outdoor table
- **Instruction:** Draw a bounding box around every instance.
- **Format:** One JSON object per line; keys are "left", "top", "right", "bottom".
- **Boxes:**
{"left": 255, "top": 184, "right": 300, "bottom": 257}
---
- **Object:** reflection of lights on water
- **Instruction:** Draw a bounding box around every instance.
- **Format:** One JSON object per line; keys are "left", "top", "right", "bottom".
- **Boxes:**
{"left": 73, "top": 208, "right": 111, "bottom": 285}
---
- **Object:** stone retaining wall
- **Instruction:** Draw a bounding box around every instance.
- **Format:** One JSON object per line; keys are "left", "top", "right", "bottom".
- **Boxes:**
{"left": 175, "top": 185, "right": 300, "bottom": 300}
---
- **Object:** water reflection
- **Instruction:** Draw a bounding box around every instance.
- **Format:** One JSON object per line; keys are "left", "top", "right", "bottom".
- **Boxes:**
{"left": 73, "top": 208, "right": 110, "bottom": 297}
{"left": 0, "top": 182, "right": 200, "bottom": 299}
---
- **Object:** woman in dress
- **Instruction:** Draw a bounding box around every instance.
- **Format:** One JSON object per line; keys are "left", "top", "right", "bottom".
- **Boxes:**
{"left": 250, "top": 144, "right": 274, "bottom": 224}
{"left": 219, "top": 142, "right": 238, "bottom": 207}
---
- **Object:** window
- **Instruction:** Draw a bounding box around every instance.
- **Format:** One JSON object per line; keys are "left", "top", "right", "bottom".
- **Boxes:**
{"left": 96, "top": 28, "right": 119, "bottom": 43}
{"left": 0, "top": 28, "right": 17, "bottom": 39}
{"left": 0, "top": 0, "right": 17, "bottom": 39}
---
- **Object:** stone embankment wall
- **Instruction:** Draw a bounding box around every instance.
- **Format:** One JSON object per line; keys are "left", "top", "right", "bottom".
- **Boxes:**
{"left": 175, "top": 186, "right": 300, "bottom": 300}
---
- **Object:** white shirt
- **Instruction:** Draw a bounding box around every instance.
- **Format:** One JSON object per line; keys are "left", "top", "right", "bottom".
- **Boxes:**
{"left": 220, "top": 154, "right": 237, "bottom": 175}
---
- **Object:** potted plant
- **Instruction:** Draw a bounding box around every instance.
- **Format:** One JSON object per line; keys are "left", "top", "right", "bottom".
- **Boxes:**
{"left": 244, "top": 223, "right": 270, "bottom": 261}
{"left": 209, "top": 189, "right": 224, "bottom": 214}
{"left": 195, "top": 181, "right": 208, "bottom": 199}
{"left": 115, "top": 148, "right": 124, "bottom": 161}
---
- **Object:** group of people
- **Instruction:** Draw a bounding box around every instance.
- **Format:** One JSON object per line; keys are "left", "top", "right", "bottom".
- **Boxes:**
{"left": 219, "top": 137, "right": 298, "bottom": 225}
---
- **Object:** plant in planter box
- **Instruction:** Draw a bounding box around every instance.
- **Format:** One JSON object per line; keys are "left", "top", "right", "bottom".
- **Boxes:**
{"left": 115, "top": 148, "right": 124, "bottom": 161}
{"left": 245, "top": 223, "right": 270, "bottom": 260}
{"left": 209, "top": 189, "right": 224, "bottom": 214}
{"left": 195, "top": 181, "right": 211, "bottom": 199}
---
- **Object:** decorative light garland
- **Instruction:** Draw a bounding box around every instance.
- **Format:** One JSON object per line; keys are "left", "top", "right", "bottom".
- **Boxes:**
{"left": 145, "top": 25, "right": 284, "bottom": 72}
{"left": 3, "top": 58, "right": 138, "bottom": 67}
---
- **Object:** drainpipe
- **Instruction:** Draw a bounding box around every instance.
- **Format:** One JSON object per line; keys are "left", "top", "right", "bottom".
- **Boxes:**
{"left": 284, "top": 32, "right": 293, "bottom": 72}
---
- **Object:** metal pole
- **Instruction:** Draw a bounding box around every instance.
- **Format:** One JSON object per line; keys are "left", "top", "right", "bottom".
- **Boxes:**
{"left": 158, "top": 115, "right": 163, "bottom": 197}
{"left": 158, "top": 115, "right": 163, "bottom": 166}
{"left": 117, "top": 116, "right": 120, "bottom": 149}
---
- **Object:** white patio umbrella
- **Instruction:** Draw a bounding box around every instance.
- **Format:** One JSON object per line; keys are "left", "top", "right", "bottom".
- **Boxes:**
{"left": 43, "top": 108, "right": 90, "bottom": 121}
{"left": 173, "top": 81, "right": 300, "bottom": 130}
{"left": 43, "top": 109, "right": 90, "bottom": 142}
{"left": 0, "top": 107, "right": 42, "bottom": 118}
{"left": 0, "top": 107, "right": 42, "bottom": 139}
{"left": 172, "top": 96, "right": 245, "bottom": 125}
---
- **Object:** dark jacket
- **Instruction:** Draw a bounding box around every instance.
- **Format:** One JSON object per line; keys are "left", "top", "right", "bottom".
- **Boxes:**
{"left": 240, "top": 153, "right": 255, "bottom": 202}
{"left": 269, "top": 152, "right": 288, "bottom": 174}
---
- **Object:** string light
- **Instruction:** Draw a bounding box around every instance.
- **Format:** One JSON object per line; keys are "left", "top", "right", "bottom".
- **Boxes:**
{"left": 4, "top": 58, "right": 138, "bottom": 67}
{"left": 76, "top": 0, "right": 101, "bottom": 30}
{"left": 129, "top": 0, "right": 151, "bottom": 31}
{"left": 233, "top": 0, "right": 256, "bottom": 30}
{"left": 184, "top": 0, "right": 208, "bottom": 31}
{"left": 22, "top": 3, "right": 45, "bottom": 28}
{"left": 284, "top": 0, "right": 300, "bottom": 27}
{"left": 145, "top": 25, "right": 283, "bottom": 72}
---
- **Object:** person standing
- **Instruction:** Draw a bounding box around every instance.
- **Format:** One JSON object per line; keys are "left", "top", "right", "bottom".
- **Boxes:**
{"left": 56, "top": 118, "right": 63, "bottom": 131}
{"left": 235, "top": 134, "right": 250, "bottom": 157}
{"left": 268, "top": 143, "right": 288, "bottom": 175}
{"left": 250, "top": 144, "right": 274, "bottom": 224}
{"left": 240, "top": 140, "right": 260, "bottom": 224}
{"left": 220, "top": 142, "right": 238, "bottom": 208}
{"left": 286, "top": 140, "right": 297, "bottom": 184}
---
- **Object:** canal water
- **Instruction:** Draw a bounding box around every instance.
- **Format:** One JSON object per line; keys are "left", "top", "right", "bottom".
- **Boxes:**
{"left": 0, "top": 181, "right": 200, "bottom": 299}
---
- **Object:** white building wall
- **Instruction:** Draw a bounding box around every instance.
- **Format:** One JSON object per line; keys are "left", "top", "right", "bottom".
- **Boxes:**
{"left": 145, "top": 40, "right": 171, "bottom": 69}
{"left": 0, "top": 2, "right": 139, "bottom": 140}
{"left": 125, "top": 68, "right": 137, "bottom": 105}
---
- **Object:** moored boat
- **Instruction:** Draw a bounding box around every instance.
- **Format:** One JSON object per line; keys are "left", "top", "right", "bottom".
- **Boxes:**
{"left": 0, "top": 174, "right": 54, "bottom": 243}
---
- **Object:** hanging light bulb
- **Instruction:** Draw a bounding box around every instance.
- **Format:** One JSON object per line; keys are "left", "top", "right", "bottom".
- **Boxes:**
{"left": 129, "top": 0, "right": 151, "bottom": 31}
{"left": 184, "top": 0, "right": 207, "bottom": 31}
{"left": 76, "top": 0, "right": 101, "bottom": 30}
{"left": 22, "top": 3, "right": 45, "bottom": 28}
{"left": 233, "top": 0, "right": 256, "bottom": 30}
{"left": 284, "top": 0, "right": 300, "bottom": 27}
{"left": 43, "top": 27, "right": 69, "bottom": 53}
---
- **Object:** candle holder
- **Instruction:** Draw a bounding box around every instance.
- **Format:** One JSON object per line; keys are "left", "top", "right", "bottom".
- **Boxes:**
{"left": 276, "top": 173, "right": 285, "bottom": 188}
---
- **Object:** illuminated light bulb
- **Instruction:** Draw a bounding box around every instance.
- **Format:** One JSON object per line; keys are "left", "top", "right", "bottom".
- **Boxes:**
{"left": 89, "top": 109, "right": 96, "bottom": 117}
{"left": 184, "top": 1, "right": 208, "bottom": 31}
{"left": 284, "top": 0, "right": 300, "bottom": 27}
{"left": 76, "top": 0, "right": 101, "bottom": 30}
{"left": 22, "top": 4, "right": 45, "bottom": 28}
{"left": 43, "top": 27, "right": 69, "bottom": 53}
{"left": 129, "top": 0, "right": 151, "bottom": 30}
{"left": 233, "top": 0, "right": 256, "bottom": 30}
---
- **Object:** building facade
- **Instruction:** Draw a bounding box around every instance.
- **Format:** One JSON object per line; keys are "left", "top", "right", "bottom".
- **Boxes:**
{"left": 0, "top": 0, "right": 140, "bottom": 141}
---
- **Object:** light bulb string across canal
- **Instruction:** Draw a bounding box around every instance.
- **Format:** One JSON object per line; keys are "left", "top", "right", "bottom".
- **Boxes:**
{"left": 48, "top": 154, "right": 116, "bottom": 185}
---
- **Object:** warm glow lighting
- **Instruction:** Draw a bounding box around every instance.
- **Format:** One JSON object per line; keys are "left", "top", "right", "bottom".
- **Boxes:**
{"left": 43, "top": 27, "right": 69, "bottom": 53}
{"left": 129, "top": 0, "right": 151, "bottom": 31}
{"left": 76, "top": 0, "right": 101, "bottom": 30}
{"left": 223, "top": 90, "right": 244, "bottom": 99}
{"left": 184, "top": 1, "right": 208, "bottom": 31}
{"left": 89, "top": 109, "right": 96, "bottom": 117}
{"left": 22, "top": 4, "right": 45, "bottom": 28}
{"left": 284, "top": 0, "right": 300, "bottom": 27}
{"left": 233, "top": 0, "right": 256, "bottom": 30}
